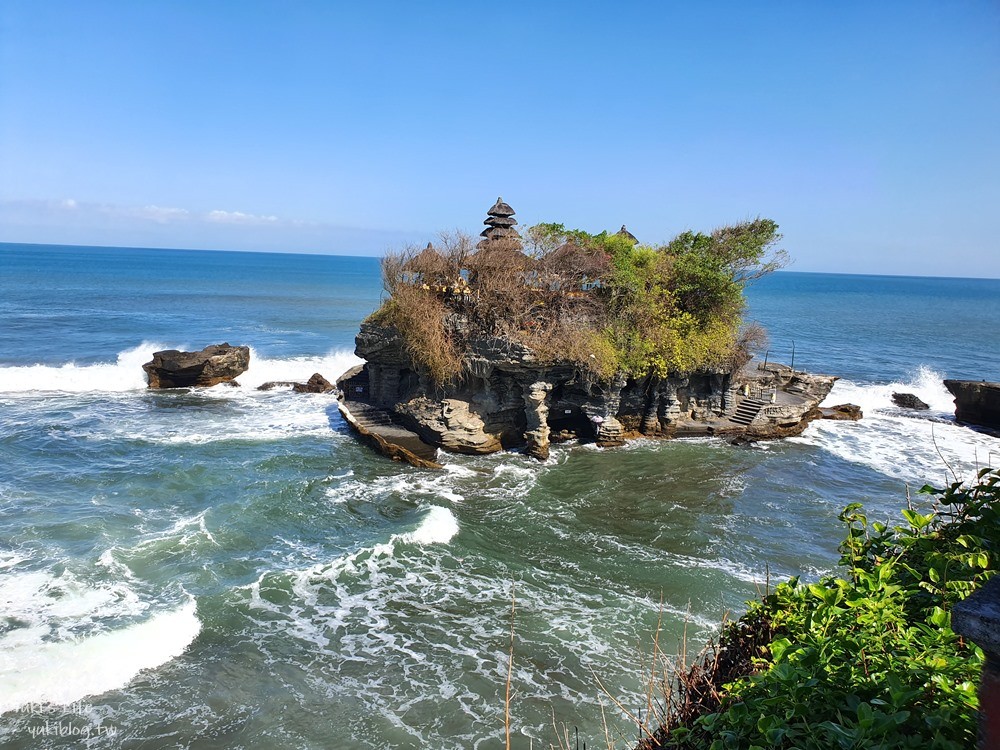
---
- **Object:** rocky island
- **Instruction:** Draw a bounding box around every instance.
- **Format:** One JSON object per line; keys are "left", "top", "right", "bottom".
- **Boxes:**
{"left": 338, "top": 199, "right": 842, "bottom": 466}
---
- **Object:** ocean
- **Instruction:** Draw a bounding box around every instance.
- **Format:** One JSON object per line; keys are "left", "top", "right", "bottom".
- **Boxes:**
{"left": 1, "top": 243, "right": 999, "bottom": 749}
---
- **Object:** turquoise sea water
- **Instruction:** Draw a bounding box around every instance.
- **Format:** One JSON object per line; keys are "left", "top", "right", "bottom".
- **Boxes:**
{"left": 1, "top": 243, "right": 999, "bottom": 749}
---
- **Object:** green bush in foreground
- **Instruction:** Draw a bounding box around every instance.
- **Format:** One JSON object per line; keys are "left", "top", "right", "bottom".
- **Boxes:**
{"left": 655, "top": 468, "right": 998, "bottom": 750}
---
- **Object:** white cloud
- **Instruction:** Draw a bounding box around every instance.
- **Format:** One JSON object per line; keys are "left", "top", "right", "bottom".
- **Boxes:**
{"left": 0, "top": 197, "right": 420, "bottom": 255}
{"left": 204, "top": 209, "right": 279, "bottom": 225}
{"left": 92, "top": 202, "right": 190, "bottom": 224}
{"left": 134, "top": 205, "right": 190, "bottom": 223}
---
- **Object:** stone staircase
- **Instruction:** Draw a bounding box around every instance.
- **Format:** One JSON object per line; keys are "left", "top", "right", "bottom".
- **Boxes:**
{"left": 730, "top": 397, "right": 767, "bottom": 426}
{"left": 347, "top": 401, "right": 396, "bottom": 430}
{"left": 338, "top": 397, "right": 441, "bottom": 466}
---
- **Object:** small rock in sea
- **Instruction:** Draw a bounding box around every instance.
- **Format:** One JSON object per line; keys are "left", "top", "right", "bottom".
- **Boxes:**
{"left": 892, "top": 392, "right": 929, "bottom": 410}
{"left": 820, "top": 403, "right": 863, "bottom": 421}
{"left": 293, "top": 373, "right": 336, "bottom": 393}
{"left": 256, "top": 380, "right": 296, "bottom": 391}
{"left": 257, "top": 373, "right": 335, "bottom": 393}
{"left": 142, "top": 343, "right": 250, "bottom": 389}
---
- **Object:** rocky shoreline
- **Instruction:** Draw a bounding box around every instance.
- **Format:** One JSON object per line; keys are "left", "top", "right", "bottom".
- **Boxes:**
{"left": 133, "top": 342, "right": 1000, "bottom": 469}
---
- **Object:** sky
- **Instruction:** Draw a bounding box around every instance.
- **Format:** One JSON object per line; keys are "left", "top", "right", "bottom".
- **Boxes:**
{"left": 1, "top": 1, "right": 998, "bottom": 276}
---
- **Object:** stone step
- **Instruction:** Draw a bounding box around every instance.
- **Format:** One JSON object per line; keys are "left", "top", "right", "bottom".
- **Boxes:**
{"left": 730, "top": 398, "right": 767, "bottom": 426}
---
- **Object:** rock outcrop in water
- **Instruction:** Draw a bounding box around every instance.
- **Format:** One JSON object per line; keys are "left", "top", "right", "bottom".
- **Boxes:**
{"left": 820, "top": 403, "right": 863, "bottom": 421}
{"left": 945, "top": 380, "right": 1000, "bottom": 431}
{"left": 892, "top": 392, "right": 929, "bottom": 410}
{"left": 143, "top": 343, "right": 250, "bottom": 388}
{"left": 257, "top": 372, "right": 335, "bottom": 393}
{"left": 343, "top": 323, "right": 837, "bottom": 463}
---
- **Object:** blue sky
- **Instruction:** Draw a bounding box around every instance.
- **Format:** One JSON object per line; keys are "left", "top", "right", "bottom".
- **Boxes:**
{"left": 1, "top": 1, "right": 998, "bottom": 276}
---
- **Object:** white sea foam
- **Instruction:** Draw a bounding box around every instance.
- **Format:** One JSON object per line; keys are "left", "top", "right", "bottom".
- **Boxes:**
{"left": 400, "top": 505, "right": 459, "bottom": 545}
{"left": 258, "top": 505, "right": 459, "bottom": 608}
{"left": 240, "top": 507, "right": 703, "bottom": 746}
{"left": 237, "top": 348, "right": 362, "bottom": 390}
{"left": 0, "top": 600, "right": 200, "bottom": 713}
{"left": 0, "top": 343, "right": 361, "bottom": 396}
{"left": 325, "top": 466, "right": 472, "bottom": 506}
{"left": 0, "top": 342, "right": 169, "bottom": 393}
{"left": 794, "top": 366, "right": 1000, "bottom": 484}
{"left": 0, "top": 566, "right": 200, "bottom": 713}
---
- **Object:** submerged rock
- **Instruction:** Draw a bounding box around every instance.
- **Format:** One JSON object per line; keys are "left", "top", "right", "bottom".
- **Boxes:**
{"left": 944, "top": 380, "right": 1000, "bottom": 431}
{"left": 892, "top": 392, "right": 929, "bottom": 410}
{"left": 142, "top": 343, "right": 250, "bottom": 389}
{"left": 256, "top": 380, "right": 295, "bottom": 391}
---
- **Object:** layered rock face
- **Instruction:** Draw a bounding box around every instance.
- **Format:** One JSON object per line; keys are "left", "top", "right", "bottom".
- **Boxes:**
{"left": 353, "top": 322, "right": 837, "bottom": 460}
{"left": 143, "top": 344, "right": 250, "bottom": 388}
{"left": 945, "top": 380, "right": 1000, "bottom": 430}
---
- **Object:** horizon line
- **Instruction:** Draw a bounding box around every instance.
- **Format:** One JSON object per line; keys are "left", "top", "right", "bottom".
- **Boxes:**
{"left": 1, "top": 239, "right": 997, "bottom": 283}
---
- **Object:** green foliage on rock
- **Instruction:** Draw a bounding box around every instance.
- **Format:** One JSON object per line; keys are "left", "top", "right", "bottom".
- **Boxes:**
{"left": 528, "top": 218, "right": 785, "bottom": 377}
{"left": 373, "top": 217, "right": 785, "bottom": 383}
{"left": 658, "top": 469, "right": 998, "bottom": 750}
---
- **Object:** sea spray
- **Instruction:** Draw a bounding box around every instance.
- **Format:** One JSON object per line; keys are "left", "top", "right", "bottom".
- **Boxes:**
{"left": 400, "top": 505, "right": 460, "bottom": 545}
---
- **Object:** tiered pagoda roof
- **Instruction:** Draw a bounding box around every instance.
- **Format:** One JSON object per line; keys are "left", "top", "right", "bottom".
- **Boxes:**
{"left": 477, "top": 197, "right": 522, "bottom": 249}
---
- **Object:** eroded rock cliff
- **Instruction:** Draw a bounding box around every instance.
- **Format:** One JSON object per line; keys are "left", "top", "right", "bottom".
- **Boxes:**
{"left": 945, "top": 380, "right": 1000, "bottom": 431}
{"left": 346, "top": 322, "right": 836, "bottom": 462}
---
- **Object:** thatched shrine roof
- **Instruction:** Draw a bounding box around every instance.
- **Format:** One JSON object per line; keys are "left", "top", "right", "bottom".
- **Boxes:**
{"left": 404, "top": 243, "right": 450, "bottom": 276}
{"left": 483, "top": 215, "right": 517, "bottom": 228}
{"left": 466, "top": 245, "right": 536, "bottom": 272}
{"left": 487, "top": 197, "right": 515, "bottom": 218}
{"left": 615, "top": 224, "right": 639, "bottom": 244}
{"left": 543, "top": 241, "right": 611, "bottom": 278}
{"left": 479, "top": 225, "right": 521, "bottom": 240}
{"left": 478, "top": 197, "right": 523, "bottom": 249}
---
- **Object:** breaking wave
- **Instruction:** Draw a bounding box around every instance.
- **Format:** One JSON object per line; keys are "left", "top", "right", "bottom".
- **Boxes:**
{"left": 0, "top": 343, "right": 361, "bottom": 395}
{"left": 793, "top": 366, "right": 1000, "bottom": 484}
{"left": 0, "top": 558, "right": 200, "bottom": 713}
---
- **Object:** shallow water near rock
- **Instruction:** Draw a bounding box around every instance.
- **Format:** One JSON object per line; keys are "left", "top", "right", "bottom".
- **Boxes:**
{"left": 1, "top": 244, "right": 999, "bottom": 748}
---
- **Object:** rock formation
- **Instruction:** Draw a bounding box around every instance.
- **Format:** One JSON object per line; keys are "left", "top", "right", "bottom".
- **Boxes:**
{"left": 944, "top": 380, "right": 1000, "bottom": 431}
{"left": 820, "top": 403, "right": 863, "bottom": 421}
{"left": 257, "top": 372, "right": 335, "bottom": 393}
{"left": 347, "top": 321, "right": 837, "bottom": 462}
{"left": 143, "top": 343, "right": 250, "bottom": 388}
{"left": 892, "top": 392, "right": 929, "bottom": 410}
{"left": 338, "top": 198, "right": 839, "bottom": 465}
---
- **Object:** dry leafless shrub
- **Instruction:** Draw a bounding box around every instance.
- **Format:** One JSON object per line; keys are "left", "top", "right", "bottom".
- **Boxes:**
{"left": 382, "top": 283, "right": 463, "bottom": 384}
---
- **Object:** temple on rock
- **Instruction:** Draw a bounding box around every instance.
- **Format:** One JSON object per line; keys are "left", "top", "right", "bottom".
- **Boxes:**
{"left": 335, "top": 196, "right": 841, "bottom": 468}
